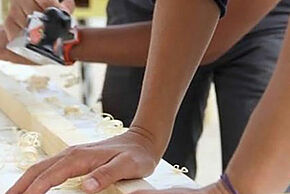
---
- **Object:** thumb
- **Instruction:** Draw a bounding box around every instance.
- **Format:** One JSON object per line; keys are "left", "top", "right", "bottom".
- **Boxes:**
{"left": 81, "top": 154, "right": 132, "bottom": 193}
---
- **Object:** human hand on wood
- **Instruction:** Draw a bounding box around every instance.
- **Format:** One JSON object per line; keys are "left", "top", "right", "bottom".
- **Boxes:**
{"left": 6, "top": 129, "right": 158, "bottom": 194}
{"left": 4, "top": 0, "right": 75, "bottom": 41}
{"left": 0, "top": 27, "right": 35, "bottom": 64}
{"left": 130, "top": 182, "right": 230, "bottom": 194}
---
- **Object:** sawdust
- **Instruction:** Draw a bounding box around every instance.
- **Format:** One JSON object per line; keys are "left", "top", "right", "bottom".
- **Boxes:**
{"left": 44, "top": 96, "right": 63, "bottom": 108}
{"left": 27, "top": 75, "right": 50, "bottom": 91}
{"left": 64, "top": 105, "right": 82, "bottom": 116}
{"left": 60, "top": 73, "right": 81, "bottom": 88}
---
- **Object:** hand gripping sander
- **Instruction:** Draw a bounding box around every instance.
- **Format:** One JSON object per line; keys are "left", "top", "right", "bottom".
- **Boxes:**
{"left": 7, "top": 7, "right": 80, "bottom": 65}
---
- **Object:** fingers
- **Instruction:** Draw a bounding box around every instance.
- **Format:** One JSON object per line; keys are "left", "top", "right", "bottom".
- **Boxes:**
{"left": 23, "top": 156, "right": 88, "bottom": 194}
{"left": 0, "top": 26, "right": 9, "bottom": 49}
{"left": 5, "top": 0, "right": 61, "bottom": 41}
{"left": 19, "top": 0, "right": 42, "bottom": 16}
{"left": 19, "top": 147, "right": 112, "bottom": 194}
{"left": 9, "top": 4, "right": 27, "bottom": 28}
{"left": 7, "top": 135, "right": 157, "bottom": 194}
{"left": 5, "top": 0, "right": 42, "bottom": 41}
{"left": 60, "top": 0, "right": 76, "bottom": 14}
{"left": 4, "top": 15, "right": 22, "bottom": 41}
{"left": 82, "top": 152, "right": 149, "bottom": 194}
{"left": 34, "top": 0, "right": 61, "bottom": 10}
{"left": 6, "top": 155, "right": 63, "bottom": 194}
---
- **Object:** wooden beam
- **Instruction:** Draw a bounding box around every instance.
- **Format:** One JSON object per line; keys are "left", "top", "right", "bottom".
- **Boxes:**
{"left": 0, "top": 71, "right": 154, "bottom": 193}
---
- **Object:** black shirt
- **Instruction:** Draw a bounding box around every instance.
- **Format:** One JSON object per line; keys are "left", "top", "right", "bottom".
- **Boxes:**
{"left": 128, "top": 0, "right": 228, "bottom": 17}
{"left": 251, "top": 0, "right": 290, "bottom": 35}
{"left": 117, "top": 0, "right": 290, "bottom": 36}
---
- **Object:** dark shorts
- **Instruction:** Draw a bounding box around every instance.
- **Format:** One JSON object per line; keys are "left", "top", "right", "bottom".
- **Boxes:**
{"left": 102, "top": 1, "right": 290, "bottom": 190}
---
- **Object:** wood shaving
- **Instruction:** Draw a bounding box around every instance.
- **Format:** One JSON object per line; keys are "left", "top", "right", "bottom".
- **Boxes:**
{"left": 44, "top": 96, "right": 60, "bottom": 104}
{"left": 97, "top": 113, "right": 127, "bottom": 136}
{"left": 44, "top": 96, "right": 63, "bottom": 108}
{"left": 60, "top": 72, "right": 75, "bottom": 78}
{"left": 18, "top": 131, "right": 41, "bottom": 148}
{"left": 27, "top": 75, "right": 50, "bottom": 91}
{"left": 101, "top": 113, "right": 115, "bottom": 121}
{"left": 60, "top": 72, "right": 81, "bottom": 88}
{"left": 14, "top": 130, "right": 82, "bottom": 190}
{"left": 173, "top": 165, "right": 189, "bottom": 174}
{"left": 16, "top": 130, "right": 41, "bottom": 170}
{"left": 63, "top": 75, "right": 81, "bottom": 88}
{"left": 64, "top": 105, "right": 82, "bottom": 116}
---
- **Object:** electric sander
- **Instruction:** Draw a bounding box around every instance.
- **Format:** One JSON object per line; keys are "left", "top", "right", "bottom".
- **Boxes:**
{"left": 6, "top": 7, "right": 80, "bottom": 65}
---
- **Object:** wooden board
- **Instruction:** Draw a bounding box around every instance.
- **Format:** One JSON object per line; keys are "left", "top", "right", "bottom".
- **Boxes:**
{"left": 0, "top": 67, "right": 198, "bottom": 193}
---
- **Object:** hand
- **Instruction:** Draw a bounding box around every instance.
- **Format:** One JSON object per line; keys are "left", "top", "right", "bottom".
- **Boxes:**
{"left": 4, "top": 0, "right": 75, "bottom": 41}
{"left": 0, "top": 26, "right": 35, "bottom": 64}
{"left": 130, "top": 182, "right": 230, "bottom": 194}
{"left": 6, "top": 129, "right": 158, "bottom": 194}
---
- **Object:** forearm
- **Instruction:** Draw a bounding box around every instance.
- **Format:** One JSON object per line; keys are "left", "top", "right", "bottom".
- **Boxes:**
{"left": 131, "top": 0, "right": 219, "bottom": 159}
{"left": 226, "top": 21, "right": 290, "bottom": 193}
{"left": 70, "top": 22, "right": 151, "bottom": 66}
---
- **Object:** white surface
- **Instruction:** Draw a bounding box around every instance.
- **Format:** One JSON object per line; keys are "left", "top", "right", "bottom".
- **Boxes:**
{"left": 0, "top": 63, "right": 199, "bottom": 193}
{"left": 196, "top": 85, "right": 222, "bottom": 186}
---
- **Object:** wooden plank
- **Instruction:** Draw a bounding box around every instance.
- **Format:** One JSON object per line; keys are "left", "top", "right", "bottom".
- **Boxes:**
{"left": 0, "top": 71, "right": 154, "bottom": 193}
{"left": 0, "top": 112, "right": 198, "bottom": 193}
{"left": 0, "top": 67, "right": 198, "bottom": 193}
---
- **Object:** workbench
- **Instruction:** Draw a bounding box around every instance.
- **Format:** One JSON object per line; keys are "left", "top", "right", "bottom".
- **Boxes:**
{"left": 0, "top": 62, "right": 199, "bottom": 193}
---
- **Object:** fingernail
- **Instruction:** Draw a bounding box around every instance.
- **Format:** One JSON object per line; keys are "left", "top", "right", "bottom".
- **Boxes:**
{"left": 83, "top": 178, "right": 100, "bottom": 192}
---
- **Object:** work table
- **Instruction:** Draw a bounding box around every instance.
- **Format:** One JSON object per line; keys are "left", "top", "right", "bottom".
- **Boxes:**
{"left": 0, "top": 62, "right": 198, "bottom": 193}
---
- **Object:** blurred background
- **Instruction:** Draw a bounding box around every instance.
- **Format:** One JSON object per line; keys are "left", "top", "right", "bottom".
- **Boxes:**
{"left": 0, "top": 0, "right": 222, "bottom": 187}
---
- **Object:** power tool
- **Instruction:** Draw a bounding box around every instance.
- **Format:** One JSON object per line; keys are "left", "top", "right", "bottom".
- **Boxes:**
{"left": 6, "top": 7, "right": 80, "bottom": 66}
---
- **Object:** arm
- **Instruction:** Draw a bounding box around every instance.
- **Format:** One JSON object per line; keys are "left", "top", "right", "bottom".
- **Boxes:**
{"left": 226, "top": 19, "right": 290, "bottom": 193}
{"left": 6, "top": 0, "right": 221, "bottom": 193}
{"left": 0, "top": 0, "right": 279, "bottom": 66}
{"left": 130, "top": 0, "right": 219, "bottom": 158}
{"left": 135, "top": 19, "right": 290, "bottom": 194}
{"left": 0, "top": 22, "right": 152, "bottom": 65}
{"left": 70, "top": 22, "right": 152, "bottom": 66}
{"left": 70, "top": 0, "right": 279, "bottom": 66}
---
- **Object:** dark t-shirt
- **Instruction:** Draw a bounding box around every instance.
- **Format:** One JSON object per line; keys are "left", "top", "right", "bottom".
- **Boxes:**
{"left": 250, "top": 0, "right": 290, "bottom": 35}
{"left": 108, "top": 0, "right": 290, "bottom": 37}
{"left": 128, "top": 0, "right": 227, "bottom": 17}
